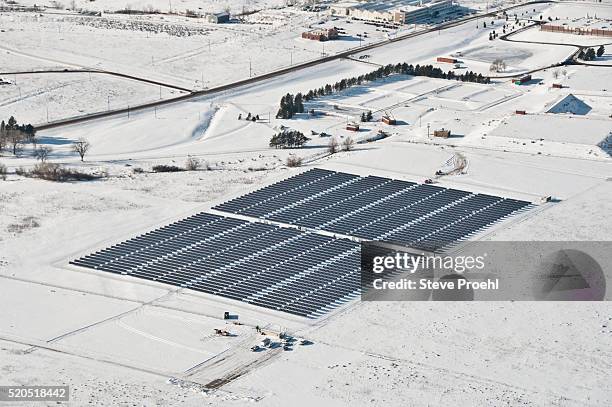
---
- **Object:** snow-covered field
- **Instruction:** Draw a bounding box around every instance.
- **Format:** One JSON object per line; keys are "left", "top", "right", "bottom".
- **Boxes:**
{"left": 1, "top": 0, "right": 612, "bottom": 405}
{"left": 0, "top": 9, "right": 400, "bottom": 91}
{"left": 0, "top": 72, "right": 186, "bottom": 124}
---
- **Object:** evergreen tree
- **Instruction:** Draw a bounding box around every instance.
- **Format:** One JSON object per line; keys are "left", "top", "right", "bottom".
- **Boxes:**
{"left": 585, "top": 48, "right": 596, "bottom": 61}
{"left": 7, "top": 116, "right": 17, "bottom": 130}
{"left": 294, "top": 93, "right": 304, "bottom": 114}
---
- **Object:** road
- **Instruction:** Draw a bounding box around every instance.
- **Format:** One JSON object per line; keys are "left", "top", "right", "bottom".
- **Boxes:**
{"left": 0, "top": 69, "right": 192, "bottom": 92}
{"left": 31, "top": 0, "right": 554, "bottom": 131}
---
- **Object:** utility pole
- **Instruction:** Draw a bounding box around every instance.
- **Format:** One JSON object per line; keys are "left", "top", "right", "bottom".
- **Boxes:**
{"left": 249, "top": 58, "right": 252, "bottom": 77}
{"left": 427, "top": 122, "right": 431, "bottom": 138}
{"left": 107, "top": 95, "right": 110, "bottom": 111}
{"left": 159, "top": 85, "right": 162, "bottom": 99}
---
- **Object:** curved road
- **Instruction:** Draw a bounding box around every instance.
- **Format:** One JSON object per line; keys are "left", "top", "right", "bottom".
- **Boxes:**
{"left": 0, "top": 69, "right": 193, "bottom": 92}
{"left": 32, "top": 0, "right": 554, "bottom": 131}
{"left": 496, "top": 20, "right": 612, "bottom": 77}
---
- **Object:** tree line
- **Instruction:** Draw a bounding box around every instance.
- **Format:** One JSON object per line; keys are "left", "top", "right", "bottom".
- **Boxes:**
{"left": 275, "top": 62, "right": 490, "bottom": 118}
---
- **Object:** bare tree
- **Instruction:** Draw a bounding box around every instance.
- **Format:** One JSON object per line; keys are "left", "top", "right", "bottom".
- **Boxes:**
{"left": 35, "top": 146, "right": 52, "bottom": 162}
{"left": 285, "top": 155, "right": 302, "bottom": 167}
{"left": 0, "top": 163, "right": 6, "bottom": 181}
{"left": 72, "top": 138, "right": 91, "bottom": 162}
{"left": 328, "top": 137, "right": 339, "bottom": 154}
{"left": 489, "top": 58, "right": 507, "bottom": 73}
{"left": 185, "top": 155, "right": 201, "bottom": 171}
{"left": 0, "top": 133, "right": 6, "bottom": 154}
{"left": 9, "top": 131, "right": 24, "bottom": 156}
{"left": 342, "top": 136, "right": 355, "bottom": 152}
{"left": 552, "top": 69, "right": 560, "bottom": 79}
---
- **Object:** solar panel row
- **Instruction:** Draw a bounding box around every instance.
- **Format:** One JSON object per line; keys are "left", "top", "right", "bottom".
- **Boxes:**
{"left": 71, "top": 213, "right": 360, "bottom": 318}
{"left": 213, "top": 169, "right": 532, "bottom": 249}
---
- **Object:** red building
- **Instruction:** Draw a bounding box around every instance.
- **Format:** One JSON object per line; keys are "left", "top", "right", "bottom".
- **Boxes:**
{"left": 437, "top": 57, "right": 457, "bottom": 64}
{"left": 346, "top": 122, "right": 360, "bottom": 131}
{"left": 302, "top": 28, "right": 339, "bottom": 42}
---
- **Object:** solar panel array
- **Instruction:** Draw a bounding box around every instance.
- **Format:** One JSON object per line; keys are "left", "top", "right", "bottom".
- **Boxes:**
{"left": 214, "top": 169, "right": 532, "bottom": 251}
{"left": 71, "top": 213, "right": 360, "bottom": 318}
{"left": 72, "top": 168, "right": 532, "bottom": 319}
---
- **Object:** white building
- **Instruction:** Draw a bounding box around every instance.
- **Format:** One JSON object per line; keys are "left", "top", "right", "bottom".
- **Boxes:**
{"left": 332, "top": 0, "right": 455, "bottom": 25}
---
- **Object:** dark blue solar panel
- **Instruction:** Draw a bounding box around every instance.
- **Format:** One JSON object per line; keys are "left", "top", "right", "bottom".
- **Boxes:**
{"left": 71, "top": 213, "right": 360, "bottom": 318}
{"left": 214, "top": 169, "right": 532, "bottom": 245}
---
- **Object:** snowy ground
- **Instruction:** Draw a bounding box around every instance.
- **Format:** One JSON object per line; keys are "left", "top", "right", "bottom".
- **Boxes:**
{"left": 0, "top": 9, "right": 403, "bottom": 92}
{"left": 0, "top": 72, "right": 186, "bottom": 124}
{"left": 1, "top": 0, "right": 612, "bottom": 405}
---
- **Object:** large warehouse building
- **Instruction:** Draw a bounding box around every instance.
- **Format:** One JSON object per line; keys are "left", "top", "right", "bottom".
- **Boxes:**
{"left": 331, "top": 0, "right": 455, "bottom": 25}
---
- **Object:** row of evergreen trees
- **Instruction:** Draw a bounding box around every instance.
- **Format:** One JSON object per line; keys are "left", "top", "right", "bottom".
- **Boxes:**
{"left": 275, "top": 62, "right": 491, "bottom": 118}
{"left": 269, "top": 129, "right": 309, "bottom": 148}
{"left": 579, "top": 46, "right": 605, "bottom": 61}
{"left": 276, "top": 93, "right": 305, "bottom": 119}
{"left": 0, "top": 116, "right": 35, "bottom": 138}
{"left": 0, "top": 116, "right": 36, "bottom": 155}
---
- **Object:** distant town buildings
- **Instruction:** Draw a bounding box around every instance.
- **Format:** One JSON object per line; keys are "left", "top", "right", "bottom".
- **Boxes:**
{"left": 331, "top": 0, "right": 455, "bottom": 26}
{"left": 206, "top": 11, "right": 230, "bottom": 24}
{"left": 302, "top": 28, "right": 339, "bottom": 41}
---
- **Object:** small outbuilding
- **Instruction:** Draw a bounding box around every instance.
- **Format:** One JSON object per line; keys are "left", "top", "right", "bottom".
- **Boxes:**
{"left": 437, "top": 57, "right": 457, "bottom": 64}
{"left": 207, "top": 12, "right": 230, "bottom": 23}
{"left": 433, "top": 128, "right": 451, "bottom": 138}
{"left": 346, "top": 122, "right": 360, "bottom": 131}
{"left": 382, "top": 115, "right": 396, "bottom": 125}
{"left": 512, "top": 74, "right": 531, "bottom": 85}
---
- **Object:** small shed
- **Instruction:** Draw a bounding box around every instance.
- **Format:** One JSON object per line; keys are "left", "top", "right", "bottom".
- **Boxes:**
{"left": 433, "top": 128, "right": 451, "bottom": 138}
{"left": 382, "top": 115, "right": 396, "bottom": 125}
{"left": 346, "top": 122, "right": 360, "bottom": 131}
{"left": 437, "top": 57, "right": 457, "bottom": 64}
{"left": 207, "top": 12, "right": 230, "bottom": 23}
{"left": 512, "top": 74, "right": 531, "bottom": 85}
